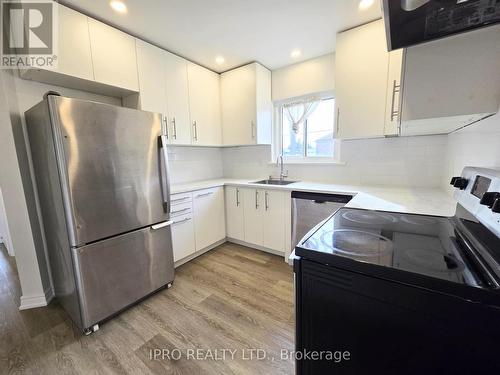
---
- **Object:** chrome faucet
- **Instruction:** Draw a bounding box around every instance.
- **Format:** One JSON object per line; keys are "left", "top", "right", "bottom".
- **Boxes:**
{"left": 277, "top": 155, "right": 288, "bottom": 180}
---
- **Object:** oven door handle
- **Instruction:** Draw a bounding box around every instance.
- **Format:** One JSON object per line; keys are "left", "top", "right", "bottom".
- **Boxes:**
{"left": 451, "top": 234, "right": 500, "bottom": 289}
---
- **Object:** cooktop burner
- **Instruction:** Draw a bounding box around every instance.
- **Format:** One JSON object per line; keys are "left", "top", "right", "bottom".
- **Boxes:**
{"left": 342, "top": 210, "right": 397, "bottom": 225}
{"left": 320, "top": 229, "right": 393, "bottom": 257}
{"left": 400, "top": 215, "right": 437, "bottom": 226}
{"left": 402, "top": 249, "right": 465, "bottom": 273}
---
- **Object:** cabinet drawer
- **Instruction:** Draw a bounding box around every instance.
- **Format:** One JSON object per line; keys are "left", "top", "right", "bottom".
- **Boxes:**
{"left": 171, "top": 192, "right": 192, "bottom": 205}
{"left": 171, "top": 201, "right": 192, "bottom": 217}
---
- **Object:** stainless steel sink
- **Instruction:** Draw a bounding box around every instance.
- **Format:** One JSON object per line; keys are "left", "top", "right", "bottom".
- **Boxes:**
{"left": 253, "top": 179, "right": 298, "bottom": 186}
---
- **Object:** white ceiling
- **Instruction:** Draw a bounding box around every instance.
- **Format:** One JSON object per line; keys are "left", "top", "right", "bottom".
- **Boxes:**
{"left": 60, "top": 0, "right": 381, "bottom": 73}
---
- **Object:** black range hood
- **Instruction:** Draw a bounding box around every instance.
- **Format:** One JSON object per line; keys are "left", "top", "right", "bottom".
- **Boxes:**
{"left": 382, "top": 0, "right": 500, "bottom": 50}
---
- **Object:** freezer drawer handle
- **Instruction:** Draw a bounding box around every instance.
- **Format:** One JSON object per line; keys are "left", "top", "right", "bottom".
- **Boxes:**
{"left": 151, "top": 220, "right": 173, "bottom": 230}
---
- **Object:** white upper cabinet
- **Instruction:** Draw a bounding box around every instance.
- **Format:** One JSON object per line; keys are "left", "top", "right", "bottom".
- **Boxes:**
{"left": 135, "top": 40, "right": 168, "bottom": 116}
{"left": 187, "top": 63, "right": 222, "bottom": 146}
{"left": 221, "top": 63, "right": 272, "bottom": 146}
{"left": 19, "top": 4, "right": 96, "bottom": 90}
{"left": 164, "top": 52, "right": 192, "bottom": 145}
{"left": 88, "top": 18, "right": 139, "bottom": 92}
{"left": 400, "top": 24, "right": 500, "bottom": 136}
{"left": 335, "top": 19, "right": 391, "bottom": 140}
{"left": 55, "top": 5, "right": 94, "bottom": 81}
{"left": 384, "top": 49, "right": 404, "bottom": 137}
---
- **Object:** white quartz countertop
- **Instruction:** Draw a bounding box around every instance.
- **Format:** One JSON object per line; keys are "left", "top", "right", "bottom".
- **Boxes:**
{"left": 171, "top": 178, "right": 456, "bottom": 217}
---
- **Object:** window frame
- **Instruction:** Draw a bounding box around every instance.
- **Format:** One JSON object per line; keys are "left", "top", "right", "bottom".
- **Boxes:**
{"left": 272, "top": 96, "right": 341, "bottom": 164}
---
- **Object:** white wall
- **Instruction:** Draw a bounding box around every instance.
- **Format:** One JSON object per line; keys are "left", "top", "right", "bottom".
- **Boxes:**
{"left": 0, "top": 187, "right": 14, "bottom": 256}
{"left": 443, "top": 107, "right": 500, "bottom": 194}
{"left": 272, "top": 53, "right": 335, "bottom": 101}
{"left": 223, "top": 134, "right": 447, "bottom": 188}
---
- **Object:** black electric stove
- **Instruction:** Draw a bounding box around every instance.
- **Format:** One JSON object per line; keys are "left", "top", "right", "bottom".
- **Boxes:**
{"left": 293, "top": 167, "right": 500, "bottom": 375}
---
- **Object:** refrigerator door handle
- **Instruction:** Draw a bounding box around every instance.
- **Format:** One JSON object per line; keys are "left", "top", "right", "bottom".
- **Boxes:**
{"left": 151, "top": 220, "right": 174, "bottom": 230}
{"left": 159, "top": 135, "right": 171, "bottom": 215}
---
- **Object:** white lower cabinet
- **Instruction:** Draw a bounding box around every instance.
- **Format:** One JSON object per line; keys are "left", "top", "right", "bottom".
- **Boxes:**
{"left": 240, "top": 187, "right": 287, "bottom": 253}
{"left": 193, "top": 187, "right": 226, "bottom": 251}
{"left": 242, "top": 188, "right": 264, "bottom": 246}
{"left": 262, "top": 190, "right": 286, "bottom": 252}
{"left": 171, "top": 213, "right": 196, "bottom": 262}
{"left": 225, "top": 186, "right": 245, "bottom": 241}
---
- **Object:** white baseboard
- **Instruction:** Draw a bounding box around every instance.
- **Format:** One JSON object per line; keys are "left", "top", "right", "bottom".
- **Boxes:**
{"left": 226, "top": 238, "right": 286, "bottom": 258}
{"left": 19, "top": 286, "right": 54, "bottom": 310}
{"left": 174, "top": 239, "right": 226, "bottom": 268}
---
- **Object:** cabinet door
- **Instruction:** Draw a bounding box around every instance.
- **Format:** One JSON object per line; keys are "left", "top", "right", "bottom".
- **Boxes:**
{"left": 263, "top": 190, "right": 286, "bottom": 252}
{"left": 384, "top": 49, "right": 404, "bottom": 136}
{"left": 225, "top": 186, "right": 245, "bottom": 241}
{"left": 57, "top": 5, "right": 94, "bottom": 81}
{"left": 187, "top": 63, "right": 222, "bottom": 146}
{"left": 135, "top": 40, "right": 168, "bottom": 116}
{"left": 242, "top": 188, "right": 264, "bottom": 246}
{"left": 171, "top": 214, "right": 196, "bottom": 262}
{"left": 221, "top": 64, "right": 256, "bottom": 145}
{"left": 88, "top": 18, "right": 139, "bottom": 91}
{"left": 164, "top": 52, "right": 192, "bottom": 145}
{"left": 335, "top": 19, "right": 389, "bottom": 139}
{"left": 193, "top": 187, "right": 226, "bottom": 251}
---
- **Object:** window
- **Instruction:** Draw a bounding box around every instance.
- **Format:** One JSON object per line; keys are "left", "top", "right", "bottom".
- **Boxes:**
{"left": 276, "top": 97, "right": 338, "bottom": 162}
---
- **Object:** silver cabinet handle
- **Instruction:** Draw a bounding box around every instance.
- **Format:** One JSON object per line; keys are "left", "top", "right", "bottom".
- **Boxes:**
{"left": 164, "top": 116, "right": 169, "bottom": 139}
{"left": 255, "top": 190, "right": 259, "bottom": 209}
{"left": 336, "top": 107, "right": 340, "bottom": 135}
{"left": 265, "top": 191, "right": 269, "bottom": 211}
{"left": 172, "top": 117, "right": 177, "bottom": 140}
{"left": 251, "top": 121, "right": 255, "bottom": 139}
{"left": 196, "top": 191, "right": 213, "bottom": 198}
{"left": 390, "top": 80, "right": 401, "bottom": 122}
{"left": 171, "top": 196, "right": 190, "bottom": 203}
{"left": 193, "top": 121, "right": 198, "bottom": 141}
{"left": 171, "top": 207, "right": 191, "bottom": 215}
{"left": 151, "top": 220, "right": 173, "bottom": 230}
{"left": 172, "top": 217, "right": 191, "bottom": 225}
{"left": 236, "top": 188, "right": 240, "bottom": 207}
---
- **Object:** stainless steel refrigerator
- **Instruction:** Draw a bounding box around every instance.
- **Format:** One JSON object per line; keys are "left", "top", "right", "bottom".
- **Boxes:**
{"left": 25, "top": 94, "right": 175, "bottom": 333}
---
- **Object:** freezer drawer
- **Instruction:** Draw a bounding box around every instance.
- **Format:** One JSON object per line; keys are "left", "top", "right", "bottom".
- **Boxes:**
{"left": 72, "top": 222, "right": 174, "bottom": 329}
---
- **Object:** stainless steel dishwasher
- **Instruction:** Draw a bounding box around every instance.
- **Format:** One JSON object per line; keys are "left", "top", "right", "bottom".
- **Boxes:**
{"left": 291, "top": 191, "right": 353, "bottom": 248}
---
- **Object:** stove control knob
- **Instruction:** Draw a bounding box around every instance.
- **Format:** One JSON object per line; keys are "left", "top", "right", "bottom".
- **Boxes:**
{"left": 492, "top": 199, "right": 500, "bottom": 214}
{"left": 480, "top": 192, "right": 500, "bottom": 208}
{"left": 450, "top": 177, "right": 460, "bottom": 185}
{"left": 452, "top": 177, "right": 469, "bottom": 190}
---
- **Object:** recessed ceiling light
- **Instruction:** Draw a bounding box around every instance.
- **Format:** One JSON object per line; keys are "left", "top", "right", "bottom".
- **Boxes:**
{"left": 358, "top": 0, "right": 374, "bottom": 10}
{"left": 110, "top": 1, "right": 127, "bottom": 13}
{"left": 215, "top": 56, "right": 225, "bottom": 65}
{"left": 291, "top": 49, "right": 301, "bottom": 58}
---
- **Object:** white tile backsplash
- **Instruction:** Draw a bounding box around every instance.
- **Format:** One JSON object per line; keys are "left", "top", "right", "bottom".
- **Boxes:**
{"left": 222, "top": 135, "right": 449, "bottom": 188}
{"left": 443, "top": 109, "right": 500, "bottom": 194}
{"left": 168, "top": 146, "right": 224, "bottom": 184}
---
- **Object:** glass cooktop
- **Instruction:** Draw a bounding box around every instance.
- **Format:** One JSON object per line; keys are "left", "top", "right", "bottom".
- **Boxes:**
{"left": 298, "top": 208, "right": 482, "bottom": 287}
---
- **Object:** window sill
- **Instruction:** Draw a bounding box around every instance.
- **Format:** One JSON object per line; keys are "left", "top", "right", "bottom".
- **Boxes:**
{"left": 268, "top": 159, "right": 346, "bottom": 166}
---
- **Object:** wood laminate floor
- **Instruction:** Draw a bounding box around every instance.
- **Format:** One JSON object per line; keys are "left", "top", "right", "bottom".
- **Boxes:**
{"left": 0, "top": 243, "right": 295, "bottom": 374}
